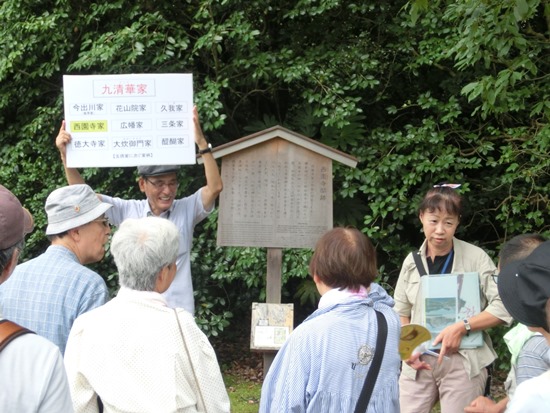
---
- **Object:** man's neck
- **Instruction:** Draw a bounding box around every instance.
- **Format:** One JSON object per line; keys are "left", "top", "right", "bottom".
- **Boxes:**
{"left": 51, "top": 238, "right": 83, "bottom": 264}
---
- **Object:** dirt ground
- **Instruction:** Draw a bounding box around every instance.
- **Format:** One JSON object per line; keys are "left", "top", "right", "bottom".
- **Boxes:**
{"left": 211, "top": 323, "right": 264, "bottom": 383}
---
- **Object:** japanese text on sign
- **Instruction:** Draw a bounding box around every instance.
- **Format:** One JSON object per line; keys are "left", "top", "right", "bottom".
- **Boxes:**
{"left": 63, "top": 73, "right": 195, "bottom": 168}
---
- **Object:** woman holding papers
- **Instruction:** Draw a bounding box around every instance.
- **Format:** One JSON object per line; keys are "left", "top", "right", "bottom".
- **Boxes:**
{"left": 393, "top": 184, "right": 512, "bottom": 413}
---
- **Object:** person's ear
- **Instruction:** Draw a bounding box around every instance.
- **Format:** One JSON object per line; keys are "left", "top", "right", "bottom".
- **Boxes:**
{"left": 154, "top": 265, "right": 171, "bottom": 293}
{"left": 312, "top": 273, "right": 320, "bottom": 285}
{"left": 0, "top": 249, "right": 20, "bottom": 284}
{"left": 138, "top": 177, "right": 146, "bottom": 193}
{"left": 67, "top": 227, "right": 81, "bottom": 242}
{"left": 159, "top": 266, "right": 168, "bottom": 281}
{"left": 312, "top": 273, "right": 331, "bottom": 296}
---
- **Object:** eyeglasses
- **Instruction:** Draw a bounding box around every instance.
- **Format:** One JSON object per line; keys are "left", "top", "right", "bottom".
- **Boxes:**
{"left": 90, "top": 217, "right": 110, "bottom": 228}
{"left": 145, "top": 178, "right": 179, "bottom": 190}
{"left": 491, "top": 270, "right": 499, "bottom": 284}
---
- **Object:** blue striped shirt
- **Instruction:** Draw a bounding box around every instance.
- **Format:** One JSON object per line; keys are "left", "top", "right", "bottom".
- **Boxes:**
{"left": 516, "top": 334, "right": 550, "bottom": 386}
{"left": 0, "top": 245, "right": 108, "bottom": 355}
{"left": 259, "top": 283, "right": 401, "bottom": 413}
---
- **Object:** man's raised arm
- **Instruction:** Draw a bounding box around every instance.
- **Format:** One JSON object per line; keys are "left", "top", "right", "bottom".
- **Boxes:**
{"left": 55, "top": 120, "right": 85, "bottom": 185}
{"left": 194, "top": 107, "right": 223, "bottom": 210}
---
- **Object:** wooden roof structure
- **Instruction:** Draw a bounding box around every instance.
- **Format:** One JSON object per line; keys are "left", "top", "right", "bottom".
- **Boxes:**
{"left": 197, "top": 125, "right": 358, "bottom": 168}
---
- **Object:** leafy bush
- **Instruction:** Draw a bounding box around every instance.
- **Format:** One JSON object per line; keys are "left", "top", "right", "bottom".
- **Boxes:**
{"left": 1, "top": 1, "right": 548, "bottom": 373}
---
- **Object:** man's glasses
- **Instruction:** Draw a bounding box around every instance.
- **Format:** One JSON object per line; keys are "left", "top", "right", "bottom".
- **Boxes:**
{"left": 145, "top": 178, "right": 179, "bottom": 190}
{"left": 91, "top": 217, "right": 110, "bottom": 228}
{"left": 491, "top": 270, "right": 499, "bottom": 284}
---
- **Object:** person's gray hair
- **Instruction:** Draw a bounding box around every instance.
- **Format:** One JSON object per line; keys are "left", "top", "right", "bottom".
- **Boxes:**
{"left": 0, "top": 240, "right": 24, "bottom": 274}
{"left": 111, "top": 217, "right": 179, "bottom": 291}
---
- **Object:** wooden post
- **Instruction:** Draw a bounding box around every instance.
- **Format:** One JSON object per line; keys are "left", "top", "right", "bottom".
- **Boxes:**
{"left": 263, "top": 247, "right": 282, "bottom": 373}
{"left": 266, "top": 248, "right": 282, "bottom": 303}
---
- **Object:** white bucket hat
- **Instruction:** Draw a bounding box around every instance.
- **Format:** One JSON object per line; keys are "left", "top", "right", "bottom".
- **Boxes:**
{"left": 45, "top": 184, "right": 112, "bottom": 235}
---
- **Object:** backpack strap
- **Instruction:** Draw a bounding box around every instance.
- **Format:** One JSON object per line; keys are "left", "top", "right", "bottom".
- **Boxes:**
{"left": 0, "top": 319, "right": 34, "bottom": 352}
{"left": 412, "top": 250, "right": 428, "bottom": 276}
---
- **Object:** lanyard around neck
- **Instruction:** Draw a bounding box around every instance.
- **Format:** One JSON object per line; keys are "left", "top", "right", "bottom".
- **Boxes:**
{"left": 440, "top": 249, "right": 454, "bottom": 274}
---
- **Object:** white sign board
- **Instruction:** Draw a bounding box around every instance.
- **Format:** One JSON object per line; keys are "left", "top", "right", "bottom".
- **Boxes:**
{"left": 63, "top": 73, "right": 195, "bottom": 168}
{"left": 253, "top": 326, "right": 290, "bottom": 349}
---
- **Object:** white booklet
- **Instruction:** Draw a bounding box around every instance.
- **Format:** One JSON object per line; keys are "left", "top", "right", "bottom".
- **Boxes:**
{"left": 420, "top": 272, "right": 483, "bottom": 349}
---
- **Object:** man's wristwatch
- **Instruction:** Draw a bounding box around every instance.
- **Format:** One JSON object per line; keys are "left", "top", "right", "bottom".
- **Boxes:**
{"left": 463, "top": 319, "right": 471, "bottom": 336}
{"left": 198, "top": 143, "right": 212, "bottom": 155}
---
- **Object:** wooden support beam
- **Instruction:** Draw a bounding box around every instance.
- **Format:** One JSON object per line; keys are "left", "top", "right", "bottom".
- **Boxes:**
{"left": 263, "top": 247, "right": 283, "bottom": 373}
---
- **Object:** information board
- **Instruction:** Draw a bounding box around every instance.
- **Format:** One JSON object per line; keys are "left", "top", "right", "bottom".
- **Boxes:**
{"left": 217, "top": 138, "right": 333, "bottom": 249}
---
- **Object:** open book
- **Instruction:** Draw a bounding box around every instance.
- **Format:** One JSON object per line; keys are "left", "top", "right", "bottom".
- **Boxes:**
{"left": 419, "top": 272, "right": 483, "bottom": 349}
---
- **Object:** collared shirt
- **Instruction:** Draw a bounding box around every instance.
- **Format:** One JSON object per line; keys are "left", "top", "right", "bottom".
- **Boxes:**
{"left": 260, "top": 283, "right": 401, "bottom": 413}
{"left": 102, "top": 188, "right": 211, "bottom": 313}
{"left": 0, "top": 315, "right": 73, "bottom": 412}
{"left": 394, "top": 237, "right": 513, "bottom": 380}
{"left": 64, "top": 288, "right": 230, "bottom": 413}
{"left": 0, "top": 245, "right": 108, "bottom": 355}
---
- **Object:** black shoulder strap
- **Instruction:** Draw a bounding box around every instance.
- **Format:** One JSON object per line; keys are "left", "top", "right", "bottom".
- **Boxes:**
{"left": 354, "top": 310, "right": 388, "bottom": 413}
{"left": 412, "top": 250, "right": 428, "bottom": 276}
{"left": 0, "top": 319, "right": 34, "bottom": 352}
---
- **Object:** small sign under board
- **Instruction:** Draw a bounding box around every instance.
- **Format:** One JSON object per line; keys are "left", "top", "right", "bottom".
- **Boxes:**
{"left": 250, "top": 302, "right": 294, "bottom": 351}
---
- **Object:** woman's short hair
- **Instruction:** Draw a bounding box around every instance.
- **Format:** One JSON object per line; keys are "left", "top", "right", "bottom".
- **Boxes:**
{"left": 111, "top": 217, "right": 179, "bottom": 291}
{"left": 419, "top": 185, "right": 463, "bottom": 218}
{"left": 309, "top": 227, "right": 377, "bottom": 290}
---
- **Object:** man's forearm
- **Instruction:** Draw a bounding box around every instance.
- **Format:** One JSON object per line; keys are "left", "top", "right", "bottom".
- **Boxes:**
{"left": 200, "top": 152, "right": 223, "bottom": 209}
{"left": 64, "top": 166, "right": 86, "bottom": 185}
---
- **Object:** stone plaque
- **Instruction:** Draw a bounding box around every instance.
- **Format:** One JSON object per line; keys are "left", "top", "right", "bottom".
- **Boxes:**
{"left": 217, "top": 138, "right": 332, "bottom": 248}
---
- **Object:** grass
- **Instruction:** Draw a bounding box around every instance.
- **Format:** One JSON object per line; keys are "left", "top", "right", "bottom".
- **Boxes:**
{"left": 224, "top": 373, "right": 262, "bottom": 413}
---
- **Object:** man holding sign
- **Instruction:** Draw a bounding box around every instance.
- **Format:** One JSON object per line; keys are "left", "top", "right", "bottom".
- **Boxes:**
{"left": 56, "top": 106, "right": 223, "bottom": 314}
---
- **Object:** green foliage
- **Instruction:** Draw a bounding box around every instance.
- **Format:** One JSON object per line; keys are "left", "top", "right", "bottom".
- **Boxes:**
{"left": 294, "top": 279, "right": 320, "bottom": 307}
{"left": 194, "top": 294, "right": 232, "bottom": 338}
{"left": 1, "top": 1, "right": 549, "bottom": 374}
